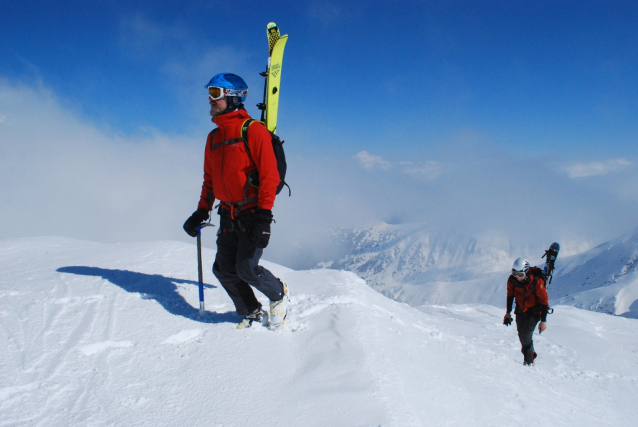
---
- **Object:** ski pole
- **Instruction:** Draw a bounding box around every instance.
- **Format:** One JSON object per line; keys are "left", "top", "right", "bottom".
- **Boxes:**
{"left": 196, "top": 223, "right": 214, "bottom": 316}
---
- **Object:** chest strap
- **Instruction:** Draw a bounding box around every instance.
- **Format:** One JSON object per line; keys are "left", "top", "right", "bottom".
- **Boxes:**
{"left": 209, "top": 137, "right": 243, "bottom": 151}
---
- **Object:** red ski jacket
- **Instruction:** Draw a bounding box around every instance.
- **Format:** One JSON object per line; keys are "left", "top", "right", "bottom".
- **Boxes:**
{"left": 197, "top": 109, "right": 279, "bottom": 212}
{"left": 507, "top": 268, "right": 549, "bottom": 314}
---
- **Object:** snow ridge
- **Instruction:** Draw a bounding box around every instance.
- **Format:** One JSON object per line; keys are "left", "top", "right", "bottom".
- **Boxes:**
{"left": 1, "top": 237, "right": 638, "bottom": 426}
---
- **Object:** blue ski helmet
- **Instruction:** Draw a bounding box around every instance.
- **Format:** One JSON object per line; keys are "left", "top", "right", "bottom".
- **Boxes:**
{"left": 205, "top": 73, "right": 248, "bottom": 102}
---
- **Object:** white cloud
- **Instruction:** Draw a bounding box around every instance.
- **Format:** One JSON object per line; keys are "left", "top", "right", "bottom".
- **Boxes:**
{"left": 0, "top": 78, "right": 204, "bottom": 244}
{"left": 564, "top": 158, "right": 634, "bottom": 178}
{"left": 354, "top": 151, "right": 445, "bottom": 179}
{"left": 401, "top": 161, "right": 446, "bottom": 180}
{"left": 353, "top": 150, "right": 393, "bottom": 169}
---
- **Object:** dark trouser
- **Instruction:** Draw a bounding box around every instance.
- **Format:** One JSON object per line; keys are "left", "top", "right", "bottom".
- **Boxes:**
{"left": 213, "top": 210, "right": 284, "bottom": 316}
{"left": 515, "top": 311, "right": 540, "bottom": 364}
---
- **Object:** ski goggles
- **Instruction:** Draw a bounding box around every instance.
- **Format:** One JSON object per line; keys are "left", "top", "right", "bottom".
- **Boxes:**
{"left": 208, "top": 86, "right": 248, "bottom": 101}
{"left": 208, "top": 86, "right": 227, "bottom": 100}
{"left": 512, "top": 271, "right": 526, "bottom": 278}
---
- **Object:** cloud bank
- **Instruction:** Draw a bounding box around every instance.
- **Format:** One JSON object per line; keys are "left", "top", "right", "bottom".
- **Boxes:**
{"left": 2, "top": 77, "right": 638, "bottom": 270}
{"left": 564, "top": 158, "right": 634, "bottom": 178}
{"left": 0, "top": 78, "right": 204, "bottom": 244}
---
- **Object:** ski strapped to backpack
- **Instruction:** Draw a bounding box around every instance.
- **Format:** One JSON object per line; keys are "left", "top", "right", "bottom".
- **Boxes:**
{"left": 542, "top": 242, "right": 560, "bottom": 285}
{"left": 208, "top": 22, "right": 291, "bottom": 219}
{"left": 541, "top": 242, "right": 560, "bottom": 315}
{"left": 256, "top": 22, "right": 288, "bottom": 134}
{"left": 233, "top": 22, "right": 290, "bottom": 209}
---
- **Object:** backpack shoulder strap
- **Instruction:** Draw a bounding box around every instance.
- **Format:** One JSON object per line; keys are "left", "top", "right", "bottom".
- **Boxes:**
{"left": 240, "top": 119, "right": 253, "bottom": 142}
{"left": 208, "top": 128, "right": 218, "bottom": 148}
{"left": 528, "top": 267, "right": 544, "bottom": 293}
{"left": 240, "top": 119, "right": 265, "bottom": 160}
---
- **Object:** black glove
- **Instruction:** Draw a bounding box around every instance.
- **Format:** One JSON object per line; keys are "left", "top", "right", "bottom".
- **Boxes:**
{"left": 250, "top": 208, "right": 273, "bottom": 248}
{"left": 503, "top": 313, "right": 513, "bottom": 326}
{"left": 183, "top": 209, "right": 209, "bottom": 237}
{"left": 540, "top": 305, "right": 549, "bottom": 322}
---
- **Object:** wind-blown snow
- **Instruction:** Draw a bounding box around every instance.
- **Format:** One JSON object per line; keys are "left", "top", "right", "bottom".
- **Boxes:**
{"left": 1, "top": 237, "right": 637, "bottom": 426}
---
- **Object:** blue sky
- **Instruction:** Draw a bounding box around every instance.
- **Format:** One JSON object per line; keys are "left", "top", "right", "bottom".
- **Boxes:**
{"left": 3, "top": 0, "right": 636, "bottom": 157}
{"left": 2, "top": 0, "right": 638, "bottom": 264}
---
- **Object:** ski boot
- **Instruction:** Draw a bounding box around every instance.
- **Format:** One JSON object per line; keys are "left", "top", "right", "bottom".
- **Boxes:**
{"left": 268, "top": 281, "right": 289, "bottom": 330}
{"left": 524, "top": 351, "right": 538, "bottom": 367}
{"left": 236, "top": 308, "right": 268, "bottom": 329}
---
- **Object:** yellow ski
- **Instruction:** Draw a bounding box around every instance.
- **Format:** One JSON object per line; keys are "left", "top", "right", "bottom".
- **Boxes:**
{"left": 265, "top": 34, "right": 288, "bottom": 133}
{"left": 257, "top": 22, "right": 288, "bottom": 134}
{"left": 267, "top": 22, "right": 280, "bottom": 56}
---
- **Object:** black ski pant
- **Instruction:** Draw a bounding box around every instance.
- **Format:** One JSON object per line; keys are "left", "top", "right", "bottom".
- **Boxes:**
{"left": 515, "top": 311, "right": 540, "bottom": 364}
{"left": 212, "top": 210, "right": 284, "bottom": 316}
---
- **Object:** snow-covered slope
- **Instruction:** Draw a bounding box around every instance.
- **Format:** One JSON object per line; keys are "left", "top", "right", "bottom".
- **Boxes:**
{"left": 552, "top": 227, "right": 638, "bottom": 317}
{"left": 2, "top": 237, "right": 638, "bottom": 426}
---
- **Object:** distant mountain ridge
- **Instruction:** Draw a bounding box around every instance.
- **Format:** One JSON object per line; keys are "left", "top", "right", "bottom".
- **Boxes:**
{"left": 320, "top": 223, "right": 514, "bottom": 280}
{"left": 552, "top": 227, "right": 638, "bottom": 317}
{"left": 317, "top": 222, "right": 530, "bottom": 307}
{"left": 317, "top": 222, "right": 638, "bottom": 317}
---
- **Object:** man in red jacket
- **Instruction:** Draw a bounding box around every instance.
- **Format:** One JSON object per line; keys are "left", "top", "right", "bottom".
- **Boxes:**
{"left": 503, "top": 258, "right": 549, "bottom": 366}
{"left": 183, "top": 73, "right": 288, "bottom": 330}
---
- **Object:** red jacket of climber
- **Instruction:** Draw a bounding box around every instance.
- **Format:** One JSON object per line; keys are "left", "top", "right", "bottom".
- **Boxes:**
{"left": 507, "top": 267, "right": 549, "bottom": 314}
{"left": 197, "top": 109, "right": 280, "bottom": 212}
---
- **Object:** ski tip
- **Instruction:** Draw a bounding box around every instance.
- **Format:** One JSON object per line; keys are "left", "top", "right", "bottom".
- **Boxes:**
{"left": 267, "top": 22, "right": 278, "bottom": 30}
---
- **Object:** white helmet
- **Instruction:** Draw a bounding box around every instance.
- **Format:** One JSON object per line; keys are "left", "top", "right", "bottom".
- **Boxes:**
{"left": 512, "top": 257, "right": 530, "bottom": 277}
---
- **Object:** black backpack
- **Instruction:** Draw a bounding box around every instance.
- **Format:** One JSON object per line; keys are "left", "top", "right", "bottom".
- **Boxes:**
{"left": 241, "top": 119, "right": 290, "bottom": 196}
